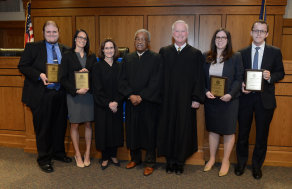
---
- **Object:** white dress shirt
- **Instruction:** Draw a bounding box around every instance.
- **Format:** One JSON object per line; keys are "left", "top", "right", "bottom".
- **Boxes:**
{"left": 251, "top": 42, "right": 265, "bottom": 69}
{"left": 174, "top": 43, "right": 186, "bottom": 51}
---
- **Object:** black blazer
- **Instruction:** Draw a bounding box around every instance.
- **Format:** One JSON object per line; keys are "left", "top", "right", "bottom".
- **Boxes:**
{"left": 18, "top": 40, "right": 69, "bottom": 108}
{"left": 203, "top": 52, "right": 244, "bottom": 99}
{"left": 238, "top": 44, "right": 285, "bottom": 109}
{"left": 60, "top": 51, "right": 96, "bottom": 97}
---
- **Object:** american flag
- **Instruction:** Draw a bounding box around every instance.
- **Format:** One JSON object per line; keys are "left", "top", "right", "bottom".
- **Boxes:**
{"left": 24, "top": 2, "right": 34, "bottom": 47}
{"left": 259, "top": 0, "right": 266, "bottom": 21}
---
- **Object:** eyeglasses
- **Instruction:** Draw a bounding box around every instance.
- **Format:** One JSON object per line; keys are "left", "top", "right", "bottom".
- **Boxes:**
{"left": 215, "top": 36, "right": 227, "bottom": 41}
{"left": 77, "top": 36, "right": 87, "bottom": 41}
{"left": 135, "top": 38, "right": 148, "bottom": 42}
{"left": 252, "top": 30, "right": 267, "bottom": 34}
{"left": 104, "top": 47, "right": 114, "bottom": 51}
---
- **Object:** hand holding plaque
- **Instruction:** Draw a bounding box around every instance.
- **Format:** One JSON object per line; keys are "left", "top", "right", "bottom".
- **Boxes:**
{"left": 75, "top": 71, "right": 89, "bottom": 89}
{"left": 244, "top": 69, "right": 264, "bottom": 92}
{"left": 210, "top": 75, "right": 227, "bottom": 97}
{"left": 46, "top": 63, "right": 60, "bottom": 83}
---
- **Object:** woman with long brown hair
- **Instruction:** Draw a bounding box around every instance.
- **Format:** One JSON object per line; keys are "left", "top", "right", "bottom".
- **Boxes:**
{"left": 60, "top": 29, "right": 96, "bottom": 168}
{"left": 203, "top": 28, "right": 244, "bottom": 176}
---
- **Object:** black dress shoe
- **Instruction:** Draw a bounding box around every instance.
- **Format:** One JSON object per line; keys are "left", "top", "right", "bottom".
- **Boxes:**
{"left": 175, "top": 165, "right": 184, "bottom": 175}
{"left": 53, "top": 156, "right": 72, "bottom": 163}
{"left": 39, "top": 164, "right": 53, "bottom": 173}
{"left": 234, "top": 164, "right": 245, "bottom": 176}
{"left": 166, "top": 164, "right": 175, "bottom": 174}
{"left": 253, "top": 168, "right": 262, "bottom": 180}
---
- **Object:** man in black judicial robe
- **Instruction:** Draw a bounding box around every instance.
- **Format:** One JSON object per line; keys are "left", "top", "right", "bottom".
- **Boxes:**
{"left": 118, "top": 29, "right": 162, "bottom": 176}
{"left": 157, "top": 20, "right": 205, "bottom": 175}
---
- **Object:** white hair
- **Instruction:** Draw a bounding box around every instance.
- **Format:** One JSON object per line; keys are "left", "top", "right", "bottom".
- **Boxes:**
{"left": 134, "top": 29, "right": 151, "bottom": 41}
{"left": 172, "top": 20, "right": 189, "bottom": 33}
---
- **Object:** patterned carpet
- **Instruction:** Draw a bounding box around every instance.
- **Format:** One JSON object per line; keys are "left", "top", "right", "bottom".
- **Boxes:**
{"left": 0, "top": 146, "right": 292, "bottom": 189}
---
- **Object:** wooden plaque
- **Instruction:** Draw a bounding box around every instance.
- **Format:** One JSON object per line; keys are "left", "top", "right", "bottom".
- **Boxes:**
{"left": 46, "top": 63, "right": 60, "bottom": 83}
{"left": 210, "top": 75, "right": 228, "bottom": 97}
{"left": 74, "top": 71, "right": 89, "bottom": 89}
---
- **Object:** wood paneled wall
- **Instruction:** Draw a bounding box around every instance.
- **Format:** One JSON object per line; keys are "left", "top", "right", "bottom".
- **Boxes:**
{"left": 0, "top": 21, "right": 25, "bottom": 48}
{"left": 1, "top": 0, "right": 292, "bottom": 166}
{"left": 282, "top": 19, "right": 292, "bottom": 60}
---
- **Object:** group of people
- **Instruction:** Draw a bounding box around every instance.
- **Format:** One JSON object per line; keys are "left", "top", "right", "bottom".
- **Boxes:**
{"left": 18, "top": 19, "right": 284, "bottom": 180}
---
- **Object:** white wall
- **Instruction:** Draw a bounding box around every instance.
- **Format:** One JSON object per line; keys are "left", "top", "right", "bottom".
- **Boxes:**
{"left": 0, "top": 0, "right": 25, "bottom": 21}
{"left": 284, "top": 0, "right": 292, "bottom": 18}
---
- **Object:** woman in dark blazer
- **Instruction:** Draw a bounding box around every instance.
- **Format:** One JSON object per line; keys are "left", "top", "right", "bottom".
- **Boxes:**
{"left": 203, "top": 28, "right": 244, "bottom": 176}
{"left": 92, "top": 38, "right": 124, "bottom": 170}
{"left": 60, "top": 29, "right": 96, "bottom": 168}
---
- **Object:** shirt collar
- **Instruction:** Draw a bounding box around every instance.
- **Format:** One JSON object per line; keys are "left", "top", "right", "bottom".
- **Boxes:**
{"left": 174, "top": 43, "right": 186, "bottom": 51}
{"left": 252, "top": 41, "right": 265, "bottom": 51}
{"left": 45, "top": 41, "right": 59, "bottom": 48}
{"left": 137, "top": 49, "right": 148, "bottom": 56}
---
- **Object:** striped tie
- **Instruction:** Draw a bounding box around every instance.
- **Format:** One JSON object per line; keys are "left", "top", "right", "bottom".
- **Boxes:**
{"left": 52, "top": 45, "right": 60, "bottom": 90}
{"left": 178, "top": 47, "right": 181, "bottom": 54}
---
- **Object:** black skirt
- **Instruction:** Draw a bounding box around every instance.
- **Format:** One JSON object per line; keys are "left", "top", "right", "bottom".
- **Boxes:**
{"left": 204, "top": 97, "right": 239, "bottom": 135}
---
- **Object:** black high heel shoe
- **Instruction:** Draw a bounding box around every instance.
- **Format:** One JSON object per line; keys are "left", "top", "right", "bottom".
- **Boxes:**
{"left": 110, "top": 157, "right": 120, "bottom": 167}
{"left": 101, "top": 160, "right": 109, "bottom": 170}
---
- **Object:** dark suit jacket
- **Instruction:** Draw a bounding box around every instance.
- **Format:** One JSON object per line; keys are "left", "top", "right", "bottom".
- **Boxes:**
{"left": 203, "top": 52, "right": 244, "bottom": 99}
{"left": 238, "top": 44, "right": 285, "bottom": 109}
{"left": 18, "top": 40, "right": 69, "bottom": 108}
{"left": 60, "top": 51, "right": 96, "bottom": 97}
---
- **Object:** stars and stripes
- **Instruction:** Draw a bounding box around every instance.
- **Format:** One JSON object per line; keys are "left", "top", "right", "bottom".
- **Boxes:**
{"left": 24, "top": 2, "right": 34, "bottom": 47}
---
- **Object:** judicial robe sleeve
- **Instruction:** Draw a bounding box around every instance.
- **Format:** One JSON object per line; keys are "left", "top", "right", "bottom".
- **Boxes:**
{"left": 139, "top": 55, "right": 163, "bottom": 104}
{"left": 118, "top": 58, "right": 134, "bottom": 99}
{"left": 114, "top": 63, "right": 124, "bottom": 105}
{"left": 192, "top": 51, "right": 206, "bottom": 103}
{"left": 92, "top": 63, "right": 111, "bottom": 107}
{"left": 202, "top": 52, "right": 209, "bottom": 94}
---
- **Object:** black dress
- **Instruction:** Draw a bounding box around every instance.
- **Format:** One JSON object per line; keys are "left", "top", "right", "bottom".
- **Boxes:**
{"left": 203, "top": 52, "right": 244, "bottom": 135}
{"left": 92, "top": 60, "right": 124, "bottom": 151}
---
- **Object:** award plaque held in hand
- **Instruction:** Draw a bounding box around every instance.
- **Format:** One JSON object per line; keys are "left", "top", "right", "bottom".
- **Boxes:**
{"left": 210, "top": 75, "right": 227, "bottom": 97}
{"left": 244, "top": 69, "right": 264, "bottom": 92}
{"left": 74, "top": 71, "right": 89, "bottom": 89}
{"left": 46, "top": 63, "right": 60, "bottom": 83}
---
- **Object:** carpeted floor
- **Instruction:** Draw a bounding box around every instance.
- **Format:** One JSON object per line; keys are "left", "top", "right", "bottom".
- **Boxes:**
{"left": 1, "top": 147, "right": 292, "bottom": 189}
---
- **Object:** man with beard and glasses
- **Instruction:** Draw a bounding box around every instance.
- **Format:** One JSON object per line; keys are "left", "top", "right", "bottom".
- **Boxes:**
{"left": 18, "top": 21, "right": 72, "bottom": 173}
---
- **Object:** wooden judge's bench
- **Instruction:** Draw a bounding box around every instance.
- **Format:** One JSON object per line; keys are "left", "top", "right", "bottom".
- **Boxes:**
{"left": 0, "top": 0, "right": 292, "bottom": 166}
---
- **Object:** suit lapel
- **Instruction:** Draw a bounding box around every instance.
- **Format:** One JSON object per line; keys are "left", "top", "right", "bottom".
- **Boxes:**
{"left": 72, "top": 51, "right": 83, "bottom": 69}
{"left": 247, "top": 45, "right": 252, "bottom": 69}
{"left": 261, "top": 44, "right": 269, "bottom": 69}
{"left": 222, "top": 58, "right": 230, "bottom": 77}
{"left": 58, "top": 43, "right": 66, "bottom": 55}
{"left": 40, "top": 40, "right": 47, "bottom": 64}
{"left": 85, "top": 55, "right": 91, "bottom": 69}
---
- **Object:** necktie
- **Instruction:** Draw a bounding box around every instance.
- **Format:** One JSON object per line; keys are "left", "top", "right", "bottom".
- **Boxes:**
{"left": 52, "top": 45, "right": 60, "bottom": 90}
{"left": 253, "top": 47, "right": 260, "bottom": 69}
{"left": 178, "top": 47, "right": 181, "bottom": 54}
